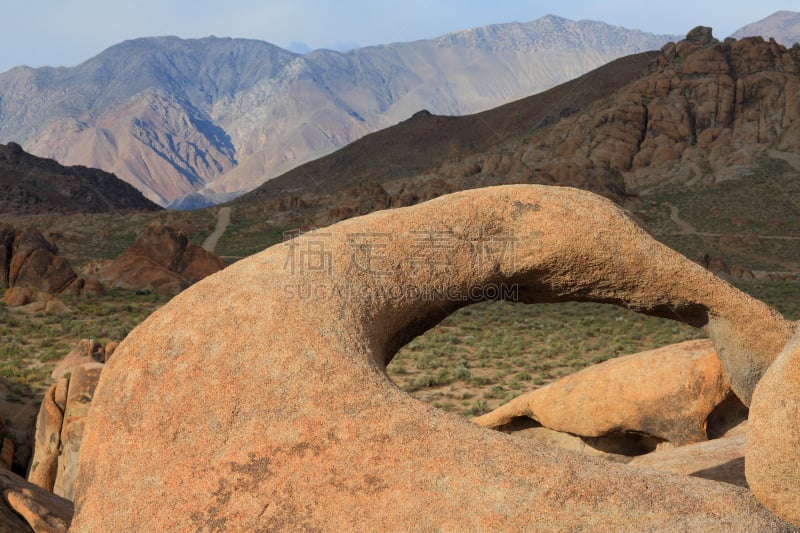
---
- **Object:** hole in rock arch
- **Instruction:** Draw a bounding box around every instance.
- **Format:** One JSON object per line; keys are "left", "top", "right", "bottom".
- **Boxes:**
{"left": 706, "top": 393, "right": 749, "bottom": 439}
{"left": 386, "top": 299, "right": 706, "bottom": 419}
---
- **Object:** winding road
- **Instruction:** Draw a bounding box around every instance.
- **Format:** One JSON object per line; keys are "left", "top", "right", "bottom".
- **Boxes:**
{"left": 201, "top": 206, "right": 232, "bottom": 253}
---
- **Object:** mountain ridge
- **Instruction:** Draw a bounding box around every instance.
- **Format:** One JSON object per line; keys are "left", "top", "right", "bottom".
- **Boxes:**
{"left": 0, "top": 142, "right": 162, "bottom": 214}
{"left": 0, "top": 15, "right": 680, "bottom": 206}
{"left": 730, "top": 11, "right": 800, "bottom": 46}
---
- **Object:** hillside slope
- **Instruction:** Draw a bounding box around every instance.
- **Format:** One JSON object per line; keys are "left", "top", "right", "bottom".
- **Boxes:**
{"left": 0, "top": 142, "right": 161, "bottom": 215}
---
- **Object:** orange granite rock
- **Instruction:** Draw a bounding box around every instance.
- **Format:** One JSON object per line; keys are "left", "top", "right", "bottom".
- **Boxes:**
{"left": 473, "top": 339, "right": 731, "bottom": 446}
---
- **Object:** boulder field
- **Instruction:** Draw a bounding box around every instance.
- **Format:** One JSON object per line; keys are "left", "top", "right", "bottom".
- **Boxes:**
{"left": 71, "top": 185, "right": 797, "bottom": 531}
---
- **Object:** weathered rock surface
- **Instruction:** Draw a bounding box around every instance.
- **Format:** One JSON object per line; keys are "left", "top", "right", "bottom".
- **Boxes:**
{"left": 473, "top": 339, "right": 732, "bottom": 446}
{"left": 0, "top": 225, "right": 100, "bottom": 297}
{"left": 29, "top": 345, "right": 106, "bottom": 502}
{"left": 0, "top": 468, "right": 73, "bottom": 532}
{"left": 50, "top": 340, "right": 106, "bottom": 381}
{"left": 97, "top": 224, "right": 224, "bottom": 295}
{"left": 747, "top": 327, "right": 800, "bottom": 525}
{"left": 73, "top": 186, "right": 795, "bottom": 531}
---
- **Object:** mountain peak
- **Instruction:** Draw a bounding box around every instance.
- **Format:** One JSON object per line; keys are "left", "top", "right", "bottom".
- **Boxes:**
{"left": 730, "top": 10, "right": 800, "bottom": 46}
{"left": 433, "top": 16, "right": 678, "bottom": 53}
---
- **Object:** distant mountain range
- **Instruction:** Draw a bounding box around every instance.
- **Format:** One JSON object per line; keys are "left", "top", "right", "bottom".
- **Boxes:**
{"left": 0, "top": 142, "right": 160, "bottom": 215}
{"left": 0, "top": 16, "right": 680, "bottom": 207}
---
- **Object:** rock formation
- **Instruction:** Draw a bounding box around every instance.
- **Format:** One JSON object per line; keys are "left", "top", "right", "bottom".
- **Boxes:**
{"left": 472, "top": 339, "right": 736, "bottom": 447}
{"left": 2, "top": 287, "right": 70, "bottom": 315}
{"left": 29, "top": 340, "right": 109, "bottom": 502}
{"left": 747, "top": 326, "right": 800, "bottom": 524}
{"left": 97, "top": 224, "right": 224, "bottom": 295}
{"left": 0, "top": 225, "right": 102, "bottom": 297}
{"left": 72, "top": 186, "right": 796, "bottom": 531}
{"left": 0, "top": 468, "right": 73, "bottom": 532}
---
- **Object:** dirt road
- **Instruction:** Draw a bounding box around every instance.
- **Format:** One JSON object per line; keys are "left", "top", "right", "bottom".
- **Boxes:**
{"left": 202, "top": 206, "right": 232, "bottom": 252}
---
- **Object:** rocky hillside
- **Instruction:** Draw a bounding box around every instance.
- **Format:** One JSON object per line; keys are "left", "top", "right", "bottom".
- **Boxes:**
{"left": 0, "top": 142, "right": 161, "bottom": 215}
{"left": 731, "top": 11, "right": 800, "bottom": 46}
{"left": 232, "top": 50, "right": 658, "bottom": 215}
{"left": 0, "top": 16, "right": 678, "bottom": 207}
{"left": 228, "top": 27, "right": 800, "bottom": 273}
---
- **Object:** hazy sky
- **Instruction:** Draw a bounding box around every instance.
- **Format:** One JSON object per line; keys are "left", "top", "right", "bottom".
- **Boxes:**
{"left": 0, "top": 1, "right": 794, "bottom": 74}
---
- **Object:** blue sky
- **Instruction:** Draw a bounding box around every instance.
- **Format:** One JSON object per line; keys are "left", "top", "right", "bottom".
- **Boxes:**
{"left": 0, "top": 0, "right": 795, "bottom": 73}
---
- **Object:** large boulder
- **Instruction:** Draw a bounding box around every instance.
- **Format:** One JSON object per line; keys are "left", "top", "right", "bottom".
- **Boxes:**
{"left": 747, "top": 326, "right": 800, "bottom": 525}
{"left": 472, "top": 339, "right": 733, "bottom": 446}
{"left": 8, "top": 228, "right": 77, "bottom": 294}
{"left": 98, "top": 224, "right": 224, "bottom": 295}
{"left": 0, "top": 224, "right": 100, "bottom": 297}
{"left": 72, "top": 186, "right": 795, "bottom": 531}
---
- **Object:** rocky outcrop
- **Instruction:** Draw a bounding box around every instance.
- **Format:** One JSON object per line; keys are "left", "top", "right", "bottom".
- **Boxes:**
{"left": 696, "top": 254, "right": 756, "bottom": 280}
{"left": 747, "top": 327, "right": 800, "bottom": 524}
{"left": 29, "top": 343, "right": 107, "bottom": 502}
{"left": 472, "top": 340, "right": 735, "bottom": 446}
{"left": 72, "top": 186, "right": 795, "bottom": 531}
{"left": 2, "top": 287, "right": 70, "bottom": 315}
{"left": 0, "top": 468, "right": 73, "bottom": 532}
{"left": 516, "top": 28, "right": 800, "bottom": 192}
{"left": 0, "top": 225, "right": 102, "bottom": 297}
{"left": 97, "top": 224, "right": 224, "bottom": 295}
{"left": 50, "top": 339, "right": 110, "bottom": 381}
{"left": 5, "top": 227, "right": 76, "bottom": 294}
